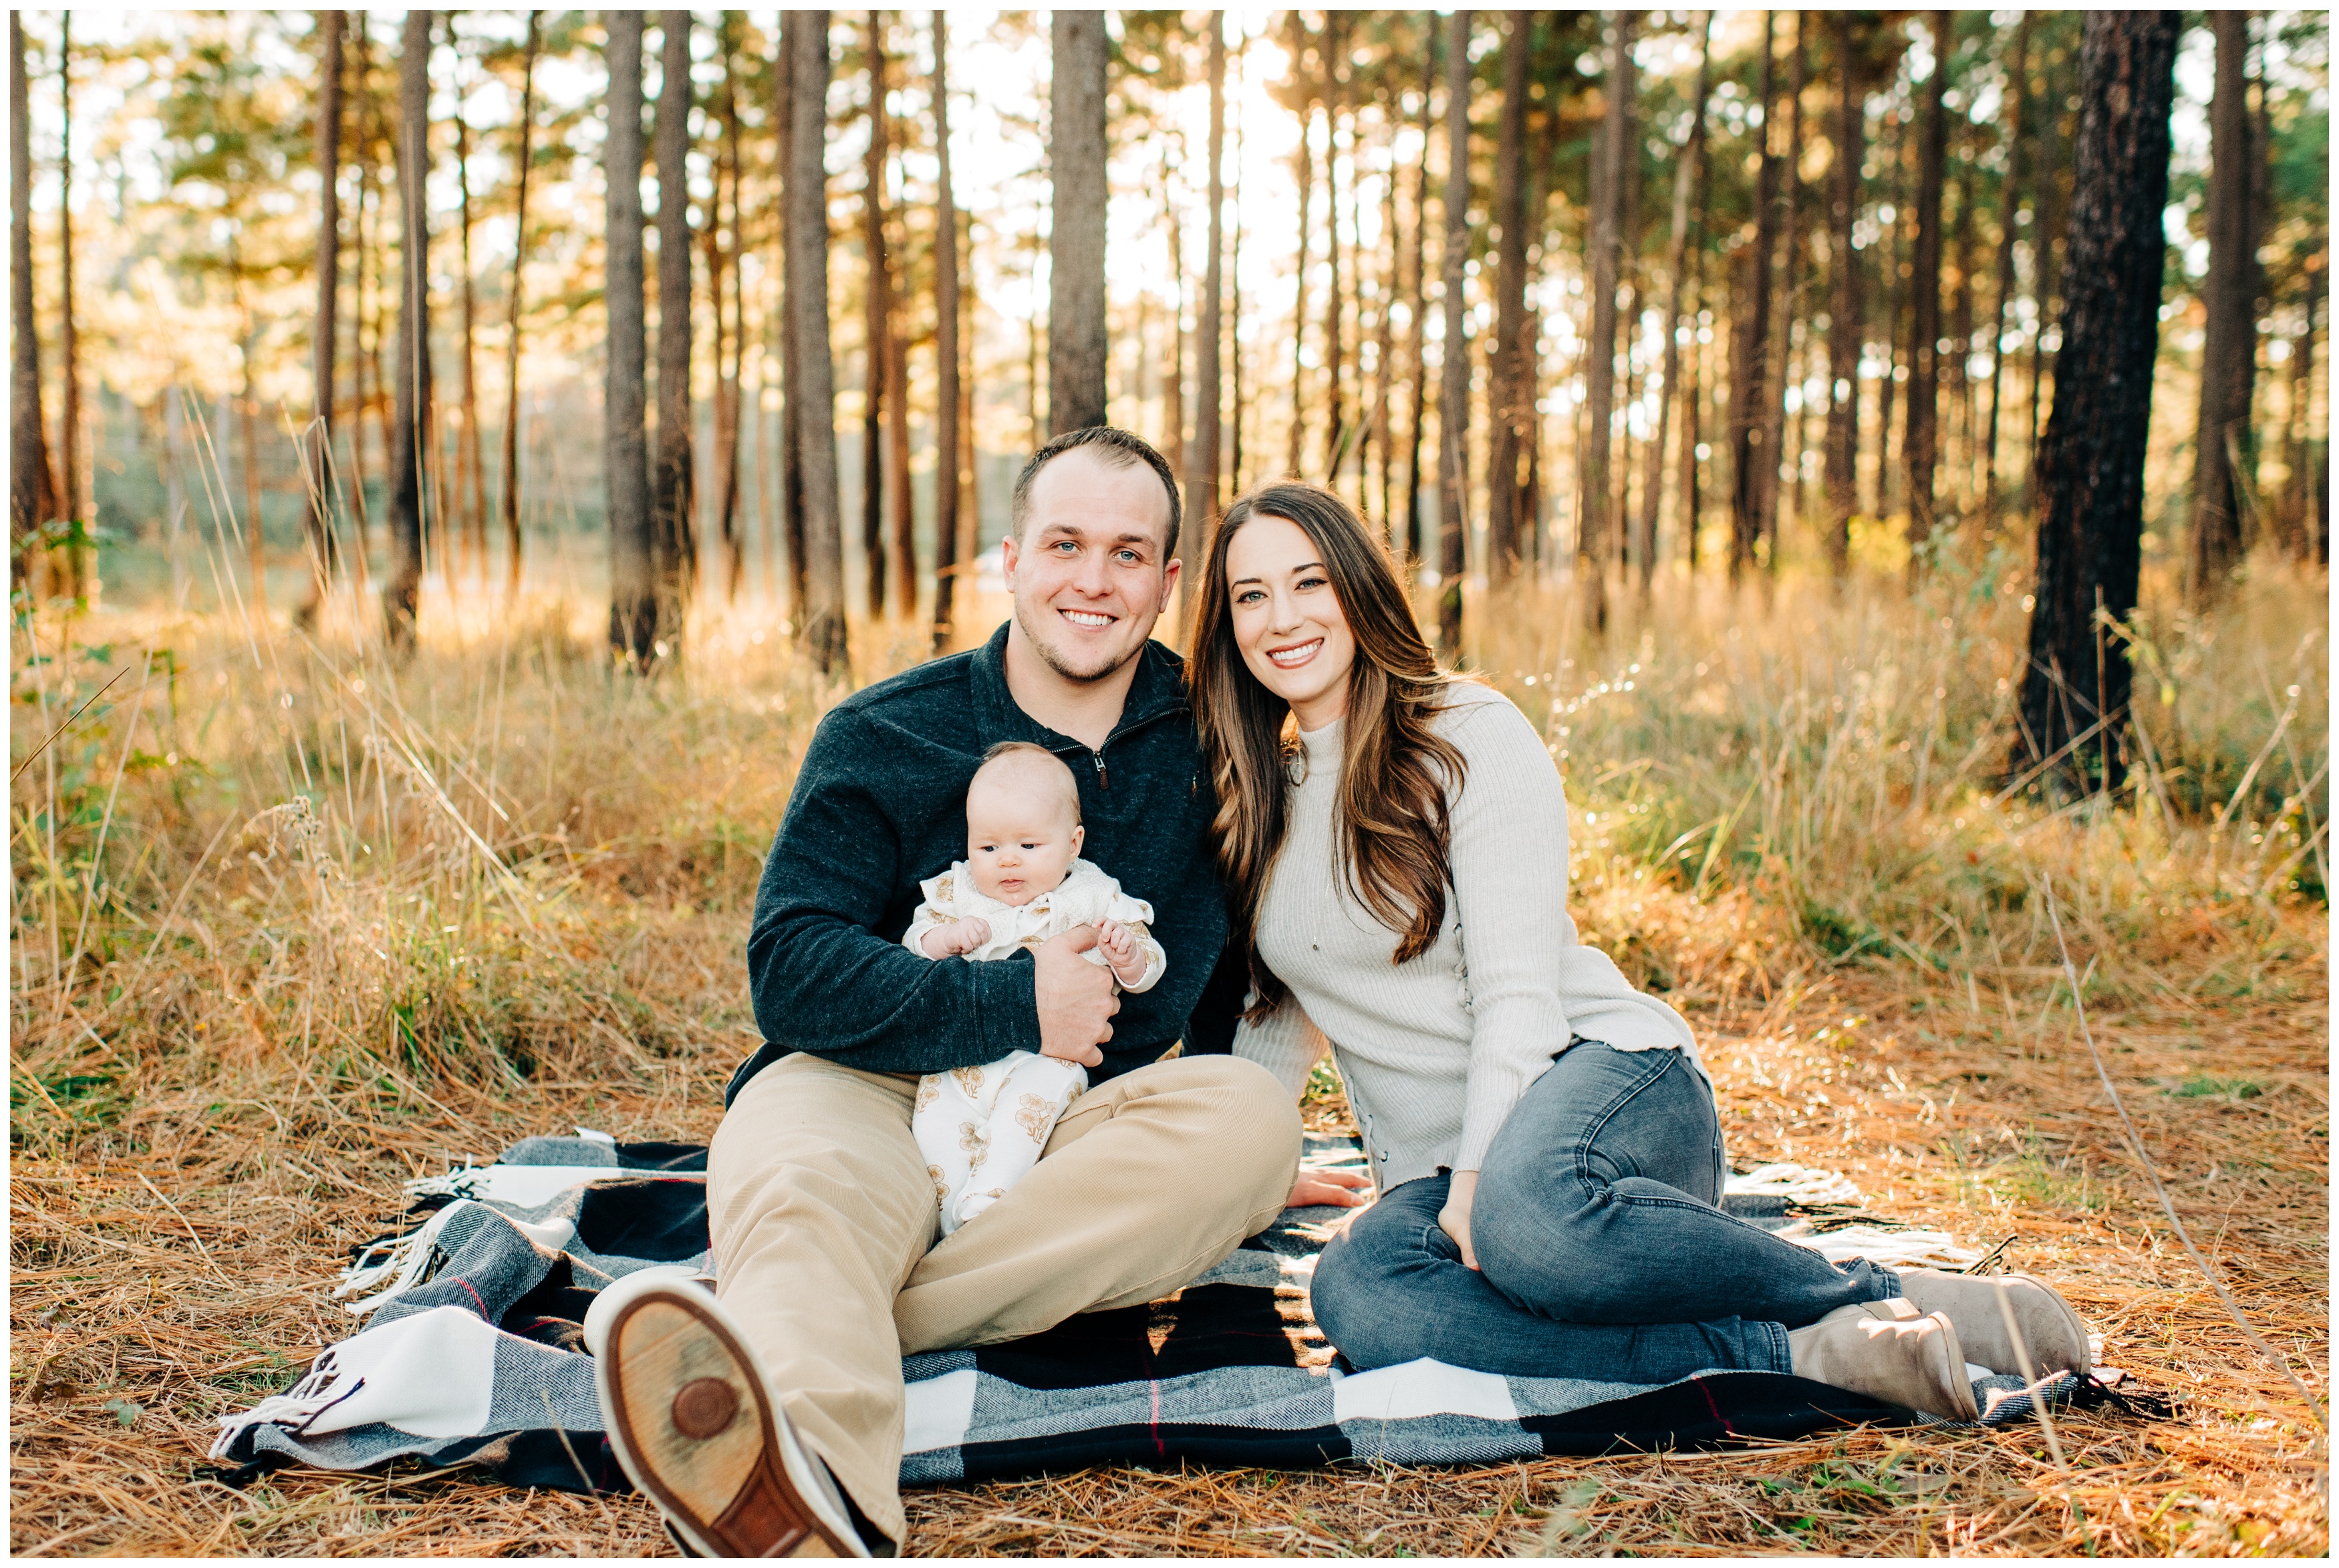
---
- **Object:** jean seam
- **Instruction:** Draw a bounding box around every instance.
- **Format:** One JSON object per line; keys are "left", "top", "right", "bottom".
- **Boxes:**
{"left": 1569, "top": 1048, "right": 1692, "bottom": 1204}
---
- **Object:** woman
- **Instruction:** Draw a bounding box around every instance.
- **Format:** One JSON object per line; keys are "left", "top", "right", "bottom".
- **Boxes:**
{"left": 1192, "top": 484, "right": 2090, "bottom": 1419}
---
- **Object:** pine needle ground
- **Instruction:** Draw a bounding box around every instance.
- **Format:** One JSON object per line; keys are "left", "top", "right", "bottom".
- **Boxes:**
{"left": 10, "top": 567, "right": 2326, "bottom": 1556}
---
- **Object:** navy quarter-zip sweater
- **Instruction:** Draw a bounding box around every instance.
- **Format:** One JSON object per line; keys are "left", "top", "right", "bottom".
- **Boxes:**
{"left": 728, "top": 622, "right": 1239, "bottom": 1106}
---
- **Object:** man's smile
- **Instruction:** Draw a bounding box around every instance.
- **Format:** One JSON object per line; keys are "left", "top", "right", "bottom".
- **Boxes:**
{"left": 1059, "top": 608, "right": 1117, "bottom": 630}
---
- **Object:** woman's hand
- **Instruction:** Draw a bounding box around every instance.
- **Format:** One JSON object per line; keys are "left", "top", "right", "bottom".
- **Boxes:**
{"left": 1438, "top": 1169, "right": 1481, "bottom": 1270}
{"left": 1286, "top": 1168, "right": 1373, "bottom": 1209}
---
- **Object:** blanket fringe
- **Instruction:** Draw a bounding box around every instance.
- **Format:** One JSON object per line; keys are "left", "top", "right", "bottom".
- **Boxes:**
{"left": 333, "top": 1201, "right": 466, "bottom": 1315}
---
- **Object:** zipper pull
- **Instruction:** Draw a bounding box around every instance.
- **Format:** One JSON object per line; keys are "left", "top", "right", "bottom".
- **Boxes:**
{"left": 1092, "top": 750, "right": 1109, "bottom": 790}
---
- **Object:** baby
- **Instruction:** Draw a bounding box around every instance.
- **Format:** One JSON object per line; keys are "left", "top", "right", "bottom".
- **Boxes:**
{"left": 906, "top": 742, "right": 1166, "bottom": 1236}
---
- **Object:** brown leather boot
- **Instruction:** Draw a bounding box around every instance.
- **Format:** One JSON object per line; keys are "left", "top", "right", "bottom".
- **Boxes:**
{"left": 589, "top": 1273, "right": 871, "bottom": 1558}
{"left": 1894, "top": 1269, "right": 2092, "bottom": 1380}
{"left": 1787, "top": 1299, "right": 1981, "bottom": 1420}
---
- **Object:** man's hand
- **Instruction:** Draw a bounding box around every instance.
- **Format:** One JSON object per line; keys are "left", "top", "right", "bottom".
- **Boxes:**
{"left": 1034, "top": 925, "right": 1117, "bottom": 1068}
{"left": 1437, "top": 1168, "right": 1481, "bottom": 1270}
{"left": 1286, "top": 1167, "right": 1373, "bottom": 1209}
{"left": 919, "top": 915, "right": 992, "bottom": 959}
{"left": 1094, "top": 918, "right": 1149, "bottom": 988}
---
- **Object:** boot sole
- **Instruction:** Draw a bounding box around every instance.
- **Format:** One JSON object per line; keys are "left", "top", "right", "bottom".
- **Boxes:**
{"left": 593, "top": 1280, "right": 863, "bottom": 1557}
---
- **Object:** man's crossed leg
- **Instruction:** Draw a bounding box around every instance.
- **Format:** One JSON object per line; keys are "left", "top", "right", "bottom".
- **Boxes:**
{"left": 599, "top": 1049, "right": 1300, "bottom": 1554}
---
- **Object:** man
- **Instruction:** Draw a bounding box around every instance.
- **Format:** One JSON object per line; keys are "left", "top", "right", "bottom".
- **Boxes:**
{"left": 587, "top": 427, "right": 1302, "bottom": 1556}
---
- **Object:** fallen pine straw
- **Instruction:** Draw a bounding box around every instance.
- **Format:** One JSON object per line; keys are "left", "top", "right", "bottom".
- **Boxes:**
{"left": 8, "top": 960, "right": 2324, "bottom": 1557}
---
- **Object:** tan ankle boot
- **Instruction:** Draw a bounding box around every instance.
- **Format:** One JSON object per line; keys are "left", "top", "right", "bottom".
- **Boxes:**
{"left": 1893, "top": 1269, "right": 2091, "bottom": 1380}
{"left": 1787, "top": 1299, "right": 1981, "bottom": 1421}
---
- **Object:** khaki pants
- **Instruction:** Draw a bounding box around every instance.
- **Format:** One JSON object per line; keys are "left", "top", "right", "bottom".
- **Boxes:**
{"left": 706, "top": 1050, "right": 1302, "bottom": 1546}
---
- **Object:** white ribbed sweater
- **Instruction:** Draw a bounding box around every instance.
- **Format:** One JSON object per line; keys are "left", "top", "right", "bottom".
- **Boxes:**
{"left": 1234, "top": 685, "right": 1704, "bottom": 1190}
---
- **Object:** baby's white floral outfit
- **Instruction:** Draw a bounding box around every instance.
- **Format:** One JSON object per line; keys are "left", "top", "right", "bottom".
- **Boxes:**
{"left": 904, "top": 857, "right": 1167, "bottom": 1235}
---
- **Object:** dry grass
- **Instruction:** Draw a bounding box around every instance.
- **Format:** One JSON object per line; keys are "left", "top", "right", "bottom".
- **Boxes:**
{"left": 9, "top": 546, "right": 2327, "bottom": 1555}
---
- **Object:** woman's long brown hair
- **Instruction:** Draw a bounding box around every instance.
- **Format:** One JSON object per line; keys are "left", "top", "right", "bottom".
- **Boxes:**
{"left": 1187, "top": 483, "right": 1469, "bottom": 1018}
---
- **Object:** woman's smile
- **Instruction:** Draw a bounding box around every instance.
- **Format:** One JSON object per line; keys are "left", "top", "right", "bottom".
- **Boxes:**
{"left": 1266, "top": 637, "right": 1324, "bottom": 669}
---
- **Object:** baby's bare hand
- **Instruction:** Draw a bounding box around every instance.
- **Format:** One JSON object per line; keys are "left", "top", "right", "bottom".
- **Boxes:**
{"left": 1095, "top": 919, "right": 1134, "bottom": 960}
{"left": 952, "top": 916, "right": 992, "bottom": 953}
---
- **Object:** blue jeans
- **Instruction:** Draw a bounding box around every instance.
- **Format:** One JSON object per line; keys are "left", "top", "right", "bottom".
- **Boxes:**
{"left": 1312, "top": 1042, "right": 1901, "bottom": 1382}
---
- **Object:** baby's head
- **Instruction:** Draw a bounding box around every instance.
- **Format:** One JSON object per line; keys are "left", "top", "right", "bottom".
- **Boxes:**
{"left": 964, "top": 742, "right": 1084, "bottom": 907}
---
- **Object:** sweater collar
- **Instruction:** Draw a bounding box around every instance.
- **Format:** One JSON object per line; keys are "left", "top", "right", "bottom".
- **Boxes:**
{"left": 969, "top": 619, "right": 1190, "bottom": 752}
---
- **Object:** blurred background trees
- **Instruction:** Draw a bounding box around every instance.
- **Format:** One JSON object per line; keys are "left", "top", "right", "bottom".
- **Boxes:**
{"left": 3, "top": 10, "right": 2327, "bottom": 755}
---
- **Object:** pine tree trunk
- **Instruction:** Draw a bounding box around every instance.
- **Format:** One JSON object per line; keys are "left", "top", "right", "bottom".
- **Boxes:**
{"left": 348, "top": 20, "right": 376, "bottom": 569}
{"left": 456, "top": 96, "right": 484, "bottom": 585}
{"left": 650, "top": 11, "right": 696, "bottom": 651}
{"left": 1165, "top": 187, "right": 1187, "bottom": 492}
{"left": 886, "top": 144, "right": 914, "bottom": 621}
{"left": 2282, "top": 254, "right": 2322, "bottom": 559}
{"left": 785, "top": 11, "right": 847, "bottom": 671}
{"left": 384, "top": 7, "right": 433, "bottom": 650}
{"left": 1873, "top": 106, "right": 1904, "bottom": 521}
{"left": 2015, "top": 11, "right": 2179, "bottom": 796}
{"left": 1757, "top": 14, "right": 1802, "bottom": 569}
{"left": 930, "top": 9, "right": 961, "bottom": 652}
{"left": 1982, "top": 13, "right": 2029, "bottom": 523}
{"left": 1821, "top": 11, "right": 1861, "bottom": 579}
{"left": 1643, "top": 13, "right": 1710, "bottom": 595}
{"left": 716, "top": 33, "right": 745, "bottom": 603}
{"left": 301, "top": 10, "right": 346, "bottom": 627}
{"left": 1903, "top": 11, "right": 1949, "bottom": 579}
{"left": 2188, "top": 9, "right": 2255, "bottom": 600}
{"left": 1576, "top": 9, "right": 1631, "bottom": 620}
{"left": 9, "top": 13, "right": 55, "bottom": 593}
{"left": 1049, "top": 11, "right": 1108, "bottom": 433}
{"left": 861, "top": 13, "right": 891, "bottom": 617}
{"left": 1288, "top": 82, "right": 1315, "bottom": 477}
{"left": 605, "top": 12, "right": 654, "bottom": 664}
{"left": 1727, "top": 11, "right": 1777, "bottom": 583}
{"left": 1371, "top": 124, "right": 1398, "bottom": 540}
{"left": 57, "top": 15, "right": 83, "bottom": 599}
{"left": 1487, "top": 9, "right": 1536, "bottom": 589}
{"left": 499, "top": 11, "right": 537, "bottom": 600}
{"left": 1401, "top": 16, "right": 1436, "bottom": 571}
{"left": 1180, "top": 11, "right": 1225, "bottom": 622}
{"left": 1321, "top": 15, "right": 1347, "bottom": 484}
{"left": 1436, "top": 9, "right": 1471, "bottom": 654}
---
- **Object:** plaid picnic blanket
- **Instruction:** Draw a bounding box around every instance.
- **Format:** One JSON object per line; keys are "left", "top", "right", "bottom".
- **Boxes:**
{"left": 208, "top": 1131, "right": 2080, "bottom": 1496}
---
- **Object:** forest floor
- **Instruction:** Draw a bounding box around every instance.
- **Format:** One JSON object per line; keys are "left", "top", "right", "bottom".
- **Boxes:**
{"left": 9, "top": 571, "right": 2329, "bottom": 1555}
{"left": 9, "top": 905, "right": 2324, "bottom": 1557}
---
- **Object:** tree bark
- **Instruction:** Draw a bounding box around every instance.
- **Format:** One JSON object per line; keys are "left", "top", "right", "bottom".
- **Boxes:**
{"left": 1641, "top": 12, "right": 1711, "bottom": 595}
{"left": 1758, "top": 13, "right": 1803, "bottom": 566}
{"left": 1981, "top": 11, "right": 2029, "bottom": 524}
{"left": 786, "top": 12, "right": 847, "bottom": 671}
{"left": 1727, "top": 11, "right": 1777, "bottom": 583}
{"left": 715, "top": 26, "right": 744, "bottom": 602}
{"left": 9, "top": 13, "right": 55, "bottom": 593}
{"left": 2015, "top": 11, "right": 2179, "bottom": 796}
{"left": 301, "top": 10, "right": 346, "bottom": 625}
{"left": 604, "top": 13, "right": 653, "bottom": 665}
{"left": 348, "top": 19, "right": 376, "bottom": 569}
{"left": 1904, "top": 11, "right": 1949, "bottom": 579}
{"left": 651, "top": 11, "right": 695, "bottom": 652}
{"left": 2282, "top": 253, "right": 2322, "bottom": 559}
{"left": 886, "top": 132, "right": 914, "bottom": 621}
{"left": 57, "top": 15, "right": 83, "bottom": 600}
{"left": 455, "top": 84, "right": 484, "bottom": 585}
{"left": 861, "top": 13, "right": 891, "bottom": 617}
{"left": 1321, "top": 15, "right": 1348, "bottom": 483}
{"left": 1181, "top": 13, "right": 1225, "bottom": 623}
{"left": 1576, "top": 10, "right": 1633, "bottom": 620}
{"left": 2188, "top": 9, "right": 2255, "bottom": 600}
{"left": 384, "top": 7, "right": 432, "bottom": 650}
{"left": 1288, "top": 74, "right": 1315, "bottom": 477}
{"left": 1488, "top": 9, "right": 1537, "bottom": 589}
{"left": 499, "top": 11, "right": 537, "bottom": 600}
{"left": 1435, "top": 8, "right": 1471, "bottom": 655}
{"left": 1164, "top": 180, "right": 1187, "bottom": 492}
{"left": 1821, "top": 11, "right": 1861, "bottom": 579}
{"left": 931, "top": 9, "right": 961, "bottom": 652}
{"left": 1401, "top": 15, "right": 1437, "bottom": 571}
{"left": 1049, "top": 10, "right": 1108, "bottom": 433}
